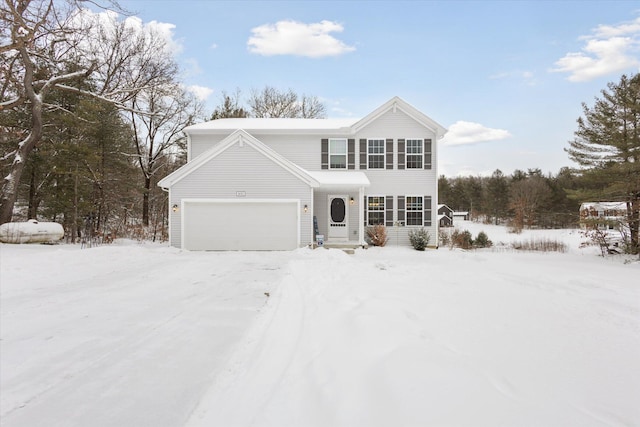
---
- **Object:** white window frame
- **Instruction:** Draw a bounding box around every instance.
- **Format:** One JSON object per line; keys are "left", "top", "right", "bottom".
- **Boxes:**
{"left": 329, "top": 138, "right": 347, "bottom": 169}
{"left": 367, "top": 138, "right": 385, "bottom": 169}
{"left": 367, "top": 195, "right": 385, "bottom": 226}
{"left": 405, "top": 195, "right": 423, "bottom": 226}
{"left": 406, "top": 138, "right": 423, "bottom": 169}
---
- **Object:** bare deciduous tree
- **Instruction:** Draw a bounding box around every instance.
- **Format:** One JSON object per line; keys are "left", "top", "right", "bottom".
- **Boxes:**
{"left": 248, "top": 86, "right": 326, "bottom": 118}
{"left": 128, "top": 83, "right": 203, "bottom": 226}
{"left": 509, "top": 176, "right": 552, "bottom": 231}
{"left": 0, "top": 0, "right": 177, "bottom": 224}
{"left": 299, "top": 94, "right": 326, "bottom": 118}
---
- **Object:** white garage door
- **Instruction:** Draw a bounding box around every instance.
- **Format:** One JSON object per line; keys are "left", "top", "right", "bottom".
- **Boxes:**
{"left": 183, "top": 200, "right": 299, "bottom": 250}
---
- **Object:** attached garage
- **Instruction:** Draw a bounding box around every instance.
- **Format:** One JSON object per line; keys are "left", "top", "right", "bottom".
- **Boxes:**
{"left": 182, "top": 199, "right": 300, "bottom": 251}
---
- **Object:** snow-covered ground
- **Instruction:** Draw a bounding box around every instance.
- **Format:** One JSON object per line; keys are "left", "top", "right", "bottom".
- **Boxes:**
{"left": 1, "top": 222, "right": 639, "bottom": 427}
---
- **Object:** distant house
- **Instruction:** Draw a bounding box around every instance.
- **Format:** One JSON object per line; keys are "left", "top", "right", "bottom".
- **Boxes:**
{"left": 157, "top": 97, "right": 447, "bottom": 250}
{"left": 438, "top": 204, "right": 453, "bottom": 227}
{"left": 579, "top": 202, "right": 626, "bottom": 230}
{"left": 453, "top": 211, "right": 469, "bottom": 221}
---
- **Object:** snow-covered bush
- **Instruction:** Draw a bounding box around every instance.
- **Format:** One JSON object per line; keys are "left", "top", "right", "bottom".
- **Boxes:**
{"left": 408, "top": 228, "right": 431, "bottom": 251}
{"left": 451, "top": 229, "right": 473, "bottom": 249}
{"left": 474, "top": 231, "right": 493, "bottom": 248}
{"left": 366, "top": 224, "right": 388, "bottom": 247}
{"left": 511, "top": 238, "right": 567, "bottom": 253}
{"left": 581, "top": 219, "right": 631, "bottom": 256}
{"left": 438, "top": 229, "right": 451, "bottom": 247}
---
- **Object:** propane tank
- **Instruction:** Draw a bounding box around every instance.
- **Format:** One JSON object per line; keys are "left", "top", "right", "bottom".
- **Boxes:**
{"left": 0, "top": 219, "right": 64, "bottom": 244}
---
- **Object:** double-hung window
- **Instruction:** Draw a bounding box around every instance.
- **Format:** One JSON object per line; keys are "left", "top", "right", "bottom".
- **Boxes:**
{"left": 329, "top": 138, "right": 347, "bottom": 169}
{"left": 367, "top": 196, "right": 385, "bottom": 225}
{"left": 367, "top": 139, "right": 385, "bottom": 169}
{"left": 406, "top": 196, "right": 423, "bottom": 226}
{"left": 406, "top": 139, "right": 423, "bottom": 169}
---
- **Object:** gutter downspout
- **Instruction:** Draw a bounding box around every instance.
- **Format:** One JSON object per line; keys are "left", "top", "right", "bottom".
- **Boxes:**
{"left": 159, "top": 186, "right": 171, "bottom": 247}
{"left": 359, "top": 185, "right": 365, "bottom": 247}
{"left": 434, "top": 129, "right": 439, "bottom": 249}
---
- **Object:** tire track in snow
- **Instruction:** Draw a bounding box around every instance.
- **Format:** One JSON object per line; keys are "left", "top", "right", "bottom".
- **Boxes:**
{"left": 2, "top": 247, "right": 288, "bottom": 427}
{"left": 185, "top": 256, "right": 307, "bottom": 427}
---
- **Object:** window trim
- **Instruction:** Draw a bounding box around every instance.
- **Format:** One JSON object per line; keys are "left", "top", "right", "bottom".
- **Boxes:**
{"left": 405, "top": 194, "right": 423, "bottom": 226}
{"left": 366, "top": 195, "right": 386, "bottom": 226}
{"left": 367, "top": 138, "right": 385, "bottom": 169}
{"left": 405, "top": 138, "right": 423, "bottom": 169}
{"left": 328, "top": 138, "right": 347, "bottom": 169}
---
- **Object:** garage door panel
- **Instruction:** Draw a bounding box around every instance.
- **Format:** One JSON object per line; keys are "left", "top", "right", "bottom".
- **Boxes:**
{"left": 183, "top": 200, "right": 299, "bottom": 250}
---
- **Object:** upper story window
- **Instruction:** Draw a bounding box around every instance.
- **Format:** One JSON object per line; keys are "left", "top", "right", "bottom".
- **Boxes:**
{"left": 406, "top": 139, "right": 423, "bottom": 169}
{"left": 406, "top": 196, "right": 423, "bottom": 225}
{"left": 367, "top": 196, "right": 385, "bottom": 225}
{"left": 367, "top": 139, "right": 385, "bottom": 169}
{"left": 329, "top": 138, "right": 347, "bottom": 169}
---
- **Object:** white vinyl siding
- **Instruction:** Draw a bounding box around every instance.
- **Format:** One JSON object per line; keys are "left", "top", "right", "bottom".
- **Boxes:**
{"left": 189, "top": 134, "right": 227, "bottom": 160}
{"left": 352, "top": 109, "right": 438, "bottom": 246}
{"left": 169, "top": 142, "right": 313, "bottom": 248}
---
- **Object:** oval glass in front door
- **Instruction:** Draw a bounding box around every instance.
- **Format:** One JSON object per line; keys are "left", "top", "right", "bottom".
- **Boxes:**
{"left": 331, "top": 198, "right": 346, "bottom": 222}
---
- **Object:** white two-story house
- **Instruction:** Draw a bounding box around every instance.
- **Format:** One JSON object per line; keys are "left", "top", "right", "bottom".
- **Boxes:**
{"left": 157, "top": 96, "right": 447, "bottom": 250}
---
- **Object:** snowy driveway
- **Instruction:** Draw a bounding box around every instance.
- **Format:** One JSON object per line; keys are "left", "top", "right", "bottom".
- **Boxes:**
{"left": 1, "top": 238, "right": 639, "bottom": 427}
{"left": 1, "top": 243, "right": 287, "bottom": 427}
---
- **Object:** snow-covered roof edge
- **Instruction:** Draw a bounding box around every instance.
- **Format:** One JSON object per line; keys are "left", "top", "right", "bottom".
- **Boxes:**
{"left": 579, "top": 202, "right": 627, "bottom": 210}
{"left": 184, "top": 118, "right": 359, "bottom": 134}
{"left": 307, "top": 171, "right": 370, "bottom": 187}
{"left": 182, "top": 97, "right": 447, "bottom": 137}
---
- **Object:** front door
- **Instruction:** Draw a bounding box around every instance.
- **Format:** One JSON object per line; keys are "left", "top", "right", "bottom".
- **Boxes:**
{"left": 328, "top": 195, "right": 348, "bottom": 240}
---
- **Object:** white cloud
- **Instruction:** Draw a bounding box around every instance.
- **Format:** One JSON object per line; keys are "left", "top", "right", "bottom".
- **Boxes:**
{"left": 136, "top": 19, "right": 183, "bottom": 55}
{"left": 488, "top": 70, "right": 537, "bottom": 86}
{"left": 72, "top": 9, "right": 183, "bottom": 56}
{"left": 187, "top": 85, "right": 214, "bottom": 101}
{"left": 247, "top": 20, "right": 356, "bottom": 58}
{"left": 440, "top": 121, "right": 512, "bottom": 146}
{"left": 551, "top": 16, "right": 640, "bottom": 82}
{"left": 592, "top": 17, "right": 640, "bottom": 38}
{"left": 182, "top": 58, "right": 203, "bottom": 79}
{"left": 489, "top": 72, "right": 510, "bottom": 80}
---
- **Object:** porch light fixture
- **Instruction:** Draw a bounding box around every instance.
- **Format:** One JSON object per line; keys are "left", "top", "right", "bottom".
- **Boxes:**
{"left": 350, "top": 197, "right": 355, "bottom": 205}
{"left": 172, "top": 204, "right": 179, "bottom": 212}
{"left": 304, "top": 204, "right": 308, "bottom": 213}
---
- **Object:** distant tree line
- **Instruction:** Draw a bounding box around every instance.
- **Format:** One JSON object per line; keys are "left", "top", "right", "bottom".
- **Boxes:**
{"left": 438, "top": 168, "right": 582, "bottom": 230}
{"left": 442, "top": 72, "right": 638, "bottom": 255}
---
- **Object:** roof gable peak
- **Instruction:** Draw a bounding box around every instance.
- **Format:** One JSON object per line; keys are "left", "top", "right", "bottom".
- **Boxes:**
{"left": 158, "top": 129, "right": 319, "bottom": 189}
{"left": 352, "top": 96, "right": 447, "bottom": 136}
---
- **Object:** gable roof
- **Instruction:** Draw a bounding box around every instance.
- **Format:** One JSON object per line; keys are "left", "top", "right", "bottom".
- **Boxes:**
{"left": 182, "top": 96, "right": 446, "bottom": 137}
{"left": 157, "top": 129, "right": 320, "bottom": 189}
{"left": 351, "top": 96, "right": 447, "bottom": 136}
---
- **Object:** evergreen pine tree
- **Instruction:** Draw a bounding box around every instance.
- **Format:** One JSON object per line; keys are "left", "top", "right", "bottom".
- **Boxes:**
{"left": 566, "top": 73, "right": 640, "bottom": 254}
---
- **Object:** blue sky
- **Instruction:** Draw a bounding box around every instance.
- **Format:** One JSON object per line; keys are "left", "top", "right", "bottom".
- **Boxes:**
{"left": 116, "top": 0, "right": 640, "bottom": 177}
